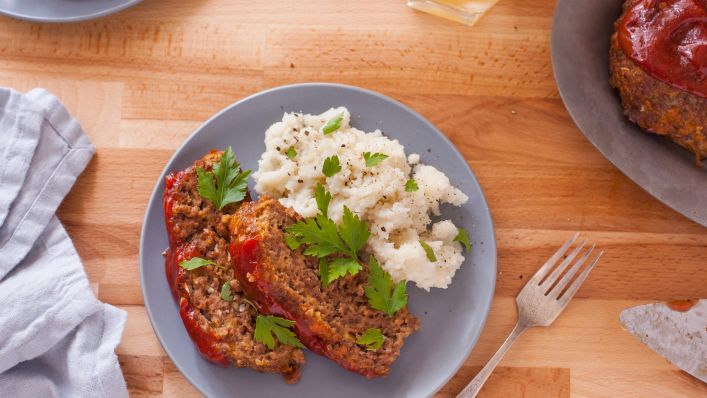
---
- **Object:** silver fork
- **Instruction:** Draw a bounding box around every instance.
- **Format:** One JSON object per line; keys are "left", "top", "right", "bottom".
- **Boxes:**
{"left": 457, "top": 232, "right": 604, "bottom": 398}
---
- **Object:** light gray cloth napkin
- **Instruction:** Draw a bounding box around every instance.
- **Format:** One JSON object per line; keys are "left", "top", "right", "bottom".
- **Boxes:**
{"left": 0, "top": 88, "right": 128, "bottom": 397}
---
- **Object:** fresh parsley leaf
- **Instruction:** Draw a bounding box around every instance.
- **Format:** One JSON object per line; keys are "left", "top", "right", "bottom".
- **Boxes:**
{"left": 179, "top": 257, "right": 219, "bottom": 271}
{"left": 220, "top": 169, "right": 251, "bottom": 206}
{"left": 391, "top": 280, "right": 407, "bottom": 312}
{"left": 286, "top": 207, "right": 368, "bottom": 262}
{"left": 322, "top": 155, "right": 341, "bottom": 177}
{"left": 454, "top": 228, "right": 472, "bottom": 253}
{"left": 364, "top": 256, "right": 408, "bottom": 316}
{"left": 284, "top": 234, "right": 301, "bottom": 250}
{"left": 363, "top": 152, "right": 388, "bottom": 167}
{"left": 419, "top": 240, "right": 437, "bottom": 262}
{"left": 405, "top": 179, "right": 419, "bottom": 192}
{"left": 254, "top": 315, "right": 304, "bottom": 349}
{"left": 286, "top": 215, "right": 347, "bottom": 258}
{"left": 356, "top": 328, "right": 384, "bottom": 351}
{"left": 286, "top": 205, "right": 370, "bottom": 285}
{"left": 328, "top": 257, "right": 362, "bottom": 281}
{"left": 322, "top": 112, "right": 344, "bottom": 135}
{"left": 220, "top": 282, "right": 232, "bottom": 301}
{"left": 319, "top": 258, "right": 331, "bottom": 287}
{"left": 196, "top": 147, "right": 252, "bottom": 210}
{"left": 338, "top": 206, "right": 370, "bottom": 257}
{"left": 196, "top": 167, "right": 217, "bottom": 204}
{"left": 286, "top": 146, "right": 297, "bottom": 159}
{"left": 314, "top": 182, "right": 332, "bottom": 217}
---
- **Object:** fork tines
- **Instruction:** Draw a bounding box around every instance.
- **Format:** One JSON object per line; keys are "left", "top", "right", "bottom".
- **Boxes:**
{"left": 531, "top": 232, "right": 603, "bottom": 305}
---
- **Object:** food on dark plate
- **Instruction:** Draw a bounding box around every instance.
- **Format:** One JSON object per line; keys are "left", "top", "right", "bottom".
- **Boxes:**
{"left": 609, "top": 0, "right": 706, "bottom": 162}
{"left": 229, "top": 196, "right": 420, "bottom": 378}
{"left": 163, "top": 151, "right": 304, "bottom": 383}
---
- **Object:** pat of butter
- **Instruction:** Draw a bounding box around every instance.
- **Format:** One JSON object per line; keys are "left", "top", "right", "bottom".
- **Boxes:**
{"left": 407, "top": 0, "right": 500, "bottom": 26}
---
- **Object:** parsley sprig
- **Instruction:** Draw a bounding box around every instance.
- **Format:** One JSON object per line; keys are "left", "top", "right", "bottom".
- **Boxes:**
{"left": 322, "top": 155, "right": 341, "bottom": 177}
{"left": 197, "top": 147, "right": 252, "bottom": 210}
{"left": 454, "top": 228, "right": 472, "bottom": 253}
{"left": 363, "top": 152, "right": 388, "bottom": 167}
{"left": 314, "top": 182, "right": 331, "bottom": 218}
{"left": 405, "top": 179, "right": 419, "bottom": 192}
{"left": 365, "top": 256, "right": 408, "bottom": 317}
{"left": 322, "top": 112, "right": 344, "bottom": 135}
{"left": 254, "top": 315, "right": 304, "bottom": 349}
{"left": 356, "top": 328, "right": 384, "bottom": 351}
{"left": 285, "top": 184, "right": 370, "bottom": 285}
{"left": 220, "top": 282, "right": 232, "bottom": 301}
{"left": 419, "top": 240, "right": 437, "bottom": 262}
{"left": 179, "top": 257, "right": 224, "bottom": 271}
{"left": 285, "top": 206, "right": 369, "bottom": 283}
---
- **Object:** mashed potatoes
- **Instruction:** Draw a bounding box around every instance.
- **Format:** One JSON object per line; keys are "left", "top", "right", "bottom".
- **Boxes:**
{"left": 253, "top": 107, "right": 469, "bottom": 290}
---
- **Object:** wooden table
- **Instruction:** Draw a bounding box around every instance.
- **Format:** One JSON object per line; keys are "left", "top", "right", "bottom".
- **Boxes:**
{"left": 1, "top": 0, "right": 706, "bottom": 396}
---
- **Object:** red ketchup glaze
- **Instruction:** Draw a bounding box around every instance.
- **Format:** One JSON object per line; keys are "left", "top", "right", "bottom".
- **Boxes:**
{"left": 179, "top": 297, "right": 228, "bottom": 366}
{"left": 163, "top": 171, "right": 227, "bottom": 366}
{"left": 230, "top": 237, "right": 379, "bottom": 378}
{"left": 163, "top": 170, "right": 187, "bottom": 299}
{"left": 667, "top": 298, "right": 699, "bottom": 311}
{"left": 618, "top": 0, "right": 707, "bottom": 97}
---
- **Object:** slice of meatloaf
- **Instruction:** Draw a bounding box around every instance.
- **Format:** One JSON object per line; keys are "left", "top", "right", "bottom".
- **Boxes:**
{"left": 609, "top": 0, "right": 706, "bottom": 162}
{"left": 163, "top": 152, "right": 304, "bottom": 383}
{"left": 228, "top": 196, "right": 419, "bottom": 378}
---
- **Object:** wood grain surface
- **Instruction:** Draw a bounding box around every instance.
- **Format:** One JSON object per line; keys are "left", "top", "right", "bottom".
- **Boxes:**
{"left": 1, "top": 0, "right": 706, "bottom": 397}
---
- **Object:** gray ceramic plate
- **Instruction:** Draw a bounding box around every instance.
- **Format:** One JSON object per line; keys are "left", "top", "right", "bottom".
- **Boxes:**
{"left": 551, "top": 0, "right": 707, "bottom": 227}
{"left": 139, "top": 83, "right": 497, "bottom": 398}
{"left": 0, "top": 0, "right": 140, "bottom": 23}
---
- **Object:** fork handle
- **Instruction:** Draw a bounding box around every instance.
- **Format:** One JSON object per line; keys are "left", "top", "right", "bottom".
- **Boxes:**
{"left": 456, "top": 322, "right": 527, "bottom": 398}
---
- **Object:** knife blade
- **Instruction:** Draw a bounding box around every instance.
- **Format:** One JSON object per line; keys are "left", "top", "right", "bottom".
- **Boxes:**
{"left": 620, "top": 299, "right": 706, "bottom": 383}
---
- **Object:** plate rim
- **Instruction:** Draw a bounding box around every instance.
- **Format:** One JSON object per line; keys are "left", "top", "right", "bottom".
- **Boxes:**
{"left": 139, "top": 82, "right": 497, "bottom": 397}
{"left": 0, "top": 0, "right": 142, "bottom": 23}
{"left": 550, "top": 0, "right": 706, "bottom": 227}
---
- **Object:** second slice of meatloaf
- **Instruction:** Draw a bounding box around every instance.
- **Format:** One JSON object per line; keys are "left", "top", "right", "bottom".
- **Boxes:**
{"left": 229, "top": 196, "right": 419, "bottom": 378}
{"left": 163, "top": 152, "right": 304, "bottom": 383}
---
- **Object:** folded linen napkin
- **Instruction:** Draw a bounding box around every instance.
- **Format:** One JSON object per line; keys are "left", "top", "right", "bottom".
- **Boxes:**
{"left": 0, "top": 88, "right": 128, "bottom": 397}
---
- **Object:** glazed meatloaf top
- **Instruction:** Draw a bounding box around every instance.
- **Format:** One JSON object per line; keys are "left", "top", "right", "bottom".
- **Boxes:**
{"left": 228, "top": 196, "right": 419, "bottom": 378}
{"left": 609, "top": 0, "right": 706, "bottom": 161}
{"left": 163, "top": 152, "right": 304, "bottom": 383}
{"left": 609, "top": 33, "right": 707, "bottom": 160}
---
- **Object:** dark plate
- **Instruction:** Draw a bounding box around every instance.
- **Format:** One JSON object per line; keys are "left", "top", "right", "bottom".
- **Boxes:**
{"left": 139, "top": 83, "right": 497, "bottom": 397}
{"left": 551, "top": 0, "right": 707, "bottom": 227}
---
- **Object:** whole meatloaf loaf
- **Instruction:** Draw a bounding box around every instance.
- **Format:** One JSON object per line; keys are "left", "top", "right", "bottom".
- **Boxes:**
{"left": 229, "top": 196, "right": 419, "bottom": 378}
{"left": 163, "top": 152, "right": 304, "bottom": 383}
{"left": 609, "top": 0, "right": 706, "bottom": 162}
